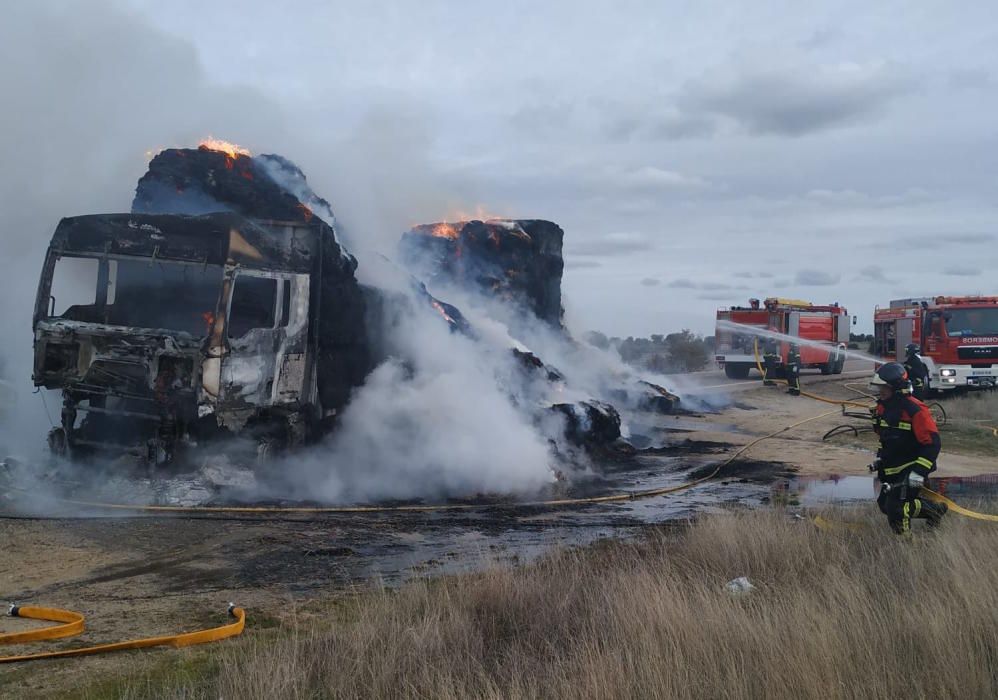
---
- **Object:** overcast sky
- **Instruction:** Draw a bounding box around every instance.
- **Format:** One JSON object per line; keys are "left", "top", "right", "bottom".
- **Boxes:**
{"left": 5, "top": 1, "right": 998, "bottom": 338}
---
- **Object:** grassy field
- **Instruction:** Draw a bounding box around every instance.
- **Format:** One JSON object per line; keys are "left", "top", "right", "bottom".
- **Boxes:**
{"left": 831, "top": 389, "right": 998, "bottom": 458}
{"left": 937, "top": 390, "right": 998, "bottom": 457}
{"left": 70, "top": 505, "right": 998, "bottom": 700}
{"left": 943, "top": 389, "right": 998, "bottom": 423}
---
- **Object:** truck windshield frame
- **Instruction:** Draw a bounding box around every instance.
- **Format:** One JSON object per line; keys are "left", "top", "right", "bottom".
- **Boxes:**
{"left": 40, "top": 252, "right": 225, "bottom": 338}
{"left": 944, "top": 308, "right": 998, "bottom": 338}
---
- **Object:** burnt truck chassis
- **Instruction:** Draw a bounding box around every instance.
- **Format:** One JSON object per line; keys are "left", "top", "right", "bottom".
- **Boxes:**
{"left": 33, "top": 213, "right": 325, "bottom": 467}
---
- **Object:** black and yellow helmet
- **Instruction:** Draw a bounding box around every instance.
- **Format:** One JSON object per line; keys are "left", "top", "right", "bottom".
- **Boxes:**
{"left": 870, "top": 362, "right": 909, "bottom": 391}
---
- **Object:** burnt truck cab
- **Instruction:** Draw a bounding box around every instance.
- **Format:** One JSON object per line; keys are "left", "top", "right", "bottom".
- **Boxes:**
{"left": 33, "top": 213, "right": 322, "bottom": 465}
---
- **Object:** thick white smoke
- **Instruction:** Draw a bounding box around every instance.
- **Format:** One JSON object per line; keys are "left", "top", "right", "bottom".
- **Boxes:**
{"left": 282, "top": 300, "right": 557, "bottom": 503}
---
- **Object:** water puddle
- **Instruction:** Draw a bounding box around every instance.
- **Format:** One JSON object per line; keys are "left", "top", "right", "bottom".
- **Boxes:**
{"left": 771, "top": 473, "right": 998, "bottom": 508}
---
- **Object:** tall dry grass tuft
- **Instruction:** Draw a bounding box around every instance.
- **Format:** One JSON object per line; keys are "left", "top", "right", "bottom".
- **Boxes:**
{"left": 944, "top": 390, "right": 998, "bottom": 423}
{"left": 107, "top": 507, "right": 998, "bottom": 699}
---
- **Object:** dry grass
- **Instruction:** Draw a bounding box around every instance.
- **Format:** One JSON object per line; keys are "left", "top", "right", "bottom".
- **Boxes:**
{"left": 936, "top": 390, "right": 998, "bottom": 457}
{"left": 943, "top": 389, "right": 998, "bottom": 424}
{"left": 87, "top": 505, "right": 998, "bottom": 700}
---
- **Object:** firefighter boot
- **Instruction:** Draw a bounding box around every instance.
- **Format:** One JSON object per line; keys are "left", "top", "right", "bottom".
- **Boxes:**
{"left": 920, "top": 499, "right": 948, "bottom": 528}
{"left": 787, "top": 374, "right": 801, "bottom": 396}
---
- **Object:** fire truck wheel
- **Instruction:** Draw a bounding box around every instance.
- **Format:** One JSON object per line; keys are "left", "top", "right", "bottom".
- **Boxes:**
{"left": 820, "top": 363, "right": 834, "bottom": 375}
{"left": 724, "top": 363, "right": 751, "bottom": 380}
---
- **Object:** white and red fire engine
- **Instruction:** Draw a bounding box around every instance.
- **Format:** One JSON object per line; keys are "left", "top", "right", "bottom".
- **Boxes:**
{"left": 873, "top": 296, "right": 998, "bottom": 391}
{"left": 715, "top": 298, "right": 851, "bottom": 379}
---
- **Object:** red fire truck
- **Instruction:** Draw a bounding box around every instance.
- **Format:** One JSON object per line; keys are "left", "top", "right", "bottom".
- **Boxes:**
{"left": 873, "top": 296, "right": 998, "bottom": 391}
{"left": 715, "top": 298, "right": 851, "bottom": 379}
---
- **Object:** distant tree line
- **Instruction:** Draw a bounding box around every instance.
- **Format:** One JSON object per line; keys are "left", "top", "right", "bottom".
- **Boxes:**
{"left": 849, "top": 332, "right": 873, "bottom": 351}
{"left": 584, "top": 330, "right": 715, "bottom": 374}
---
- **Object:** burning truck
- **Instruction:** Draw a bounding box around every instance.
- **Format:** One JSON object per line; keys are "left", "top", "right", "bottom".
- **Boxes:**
{"left": 32, "top": 142, "right": 372, "bottom": 465}
{"left": 33, "top": 213, "right": 357, "bottom": 464}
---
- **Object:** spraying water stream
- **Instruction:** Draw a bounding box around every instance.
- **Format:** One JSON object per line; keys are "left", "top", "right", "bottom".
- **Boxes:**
{"left": 716, "top": 320, "right": 882, "bottom": 365}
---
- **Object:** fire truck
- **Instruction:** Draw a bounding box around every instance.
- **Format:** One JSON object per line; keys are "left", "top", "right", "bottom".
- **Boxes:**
{"left": 873, "top": 296, "right": 998, "bottom": 391}
{"left": 715, "top": 298, "right": 851, "bottom": 379}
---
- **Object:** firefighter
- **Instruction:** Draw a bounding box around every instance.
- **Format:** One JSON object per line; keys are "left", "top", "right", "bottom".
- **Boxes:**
{"left": 786, "top": 343, "right": 801, "bottom": 396}
{"left": 904, "top": 343, "right": 930, "bottom": 400}
{"left": 762, "top": 337, "right": 780, "bottom": 386}
{"left": 869, "top": 362, "right": 947, "bottom": 534}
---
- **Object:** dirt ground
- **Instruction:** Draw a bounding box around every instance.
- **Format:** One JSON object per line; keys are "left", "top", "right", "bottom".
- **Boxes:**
{"left": 2, "top": 371, "right": 994, "bottom": 697}
{"left": 686, "top": 372, "right": 992, "bottom": 478}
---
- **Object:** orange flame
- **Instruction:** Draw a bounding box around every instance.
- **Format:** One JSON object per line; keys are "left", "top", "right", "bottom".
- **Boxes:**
{"left": 428, "top": 222, "right": 461, "bottom": 239}
{"left": 198, "top": 137, "right": 251, "bottom": 159}
{"left": 297, "top": 202, "right": 314, "bottom": 223}
{"left": 423, "top": 205, "right": 510, "bottom": 239}
{"left": 431, "top": 300, "right": 456, "bottom": 324}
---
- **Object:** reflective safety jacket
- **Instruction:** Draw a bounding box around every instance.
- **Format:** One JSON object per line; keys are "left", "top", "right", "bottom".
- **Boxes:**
{"left": 873, "top": 395, "right": 941, "bottom": 482}
{"left": 904, "top": 353, "right": 930, "bottom": 388}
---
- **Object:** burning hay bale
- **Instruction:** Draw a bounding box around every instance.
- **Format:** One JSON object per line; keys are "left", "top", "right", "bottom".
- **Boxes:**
{"left": 399, "top": 219, "right": 565, "bottom": 328}
{"left": 511, "top": 348, "right": 564, "bottom": 383}
{"left": 550, "top": 400, "right": 621, "bottom": 448}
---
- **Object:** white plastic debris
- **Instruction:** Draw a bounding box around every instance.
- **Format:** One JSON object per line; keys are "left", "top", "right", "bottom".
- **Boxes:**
{"left": 724, "top": 576, "right": 756, "bottom": 595}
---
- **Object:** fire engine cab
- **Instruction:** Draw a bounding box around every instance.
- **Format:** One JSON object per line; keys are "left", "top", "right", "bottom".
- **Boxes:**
{"left": 715, "top": 298, "right": 851, "bottom": 379}
{"left": 873, "top": 296, "right": 998, "bottom": 391}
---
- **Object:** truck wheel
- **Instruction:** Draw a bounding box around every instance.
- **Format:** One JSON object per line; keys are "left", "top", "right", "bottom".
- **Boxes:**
{"left": 724, "top": 363, "right": 750, "bottom": 379}
{"left": 832, "top": 357, "right": 845, "bottom": 374}
{"left": 820, "top": 363, "right": 833, "bottom": 375}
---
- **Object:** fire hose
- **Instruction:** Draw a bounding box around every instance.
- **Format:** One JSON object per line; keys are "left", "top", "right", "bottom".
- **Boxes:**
{"left": 0, "top": 604, "right": 244, "bottom": 663}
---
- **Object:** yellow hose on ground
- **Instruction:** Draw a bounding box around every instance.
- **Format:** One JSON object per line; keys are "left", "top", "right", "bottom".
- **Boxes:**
{"left": 0, "top": 606, "right": 83, "bottom": 645}
{"left": 0, "top": 605, "right": 244, "bottom": 663}
{"left": 920, "top": 489, "right": 998, "bottom": 522}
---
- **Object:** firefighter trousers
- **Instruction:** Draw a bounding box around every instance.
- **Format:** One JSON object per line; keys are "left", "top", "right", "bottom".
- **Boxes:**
{"left": 877, "top": 480, "right": 945, "bottom": 534}
{"left": 763, "top": 355, "right": 780, "bottom": 385}
{"left": 786, "top": 363, "right": 800, "bottom": 395}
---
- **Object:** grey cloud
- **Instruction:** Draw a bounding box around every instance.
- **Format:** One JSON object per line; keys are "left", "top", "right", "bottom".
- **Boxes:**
{"left": 867, "top": 231, "right": 995, "bottom": 250}
{"left": 732, "top": 271, "right": 776, "bottom": 279}
{"left": 697, "top": 292, "right": 737, "bottom": 301}
{"left": 917, "top": 232, "right": 994, "bottom": 244}
{"left": 949, "top": 68, "right": 994, "bottom": 91}
{"left": 565, "top": 259, "right": 603, "bottom": 270}
{"left": 679, "top": 59, "right": 914, "bottom": 137}
{"left": 805, "top": 188, "right": 932, "bottom": 208}
{"left": 640, "top": 277, "right": 660, "bottom": 287}
{"left": 855, "top": 265, "right": 894, "bottom": 283}
{"left": 795, "top": 269, "right": 841, "bottom": 286}
{"left": 664, "top": 279, "right": 734, "bottom": 291}
{"left": 943, "top": 266, "right": 982, "bottom": 277}
{"left": 570, "top": 232, "right": 656, "bottom": 257}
